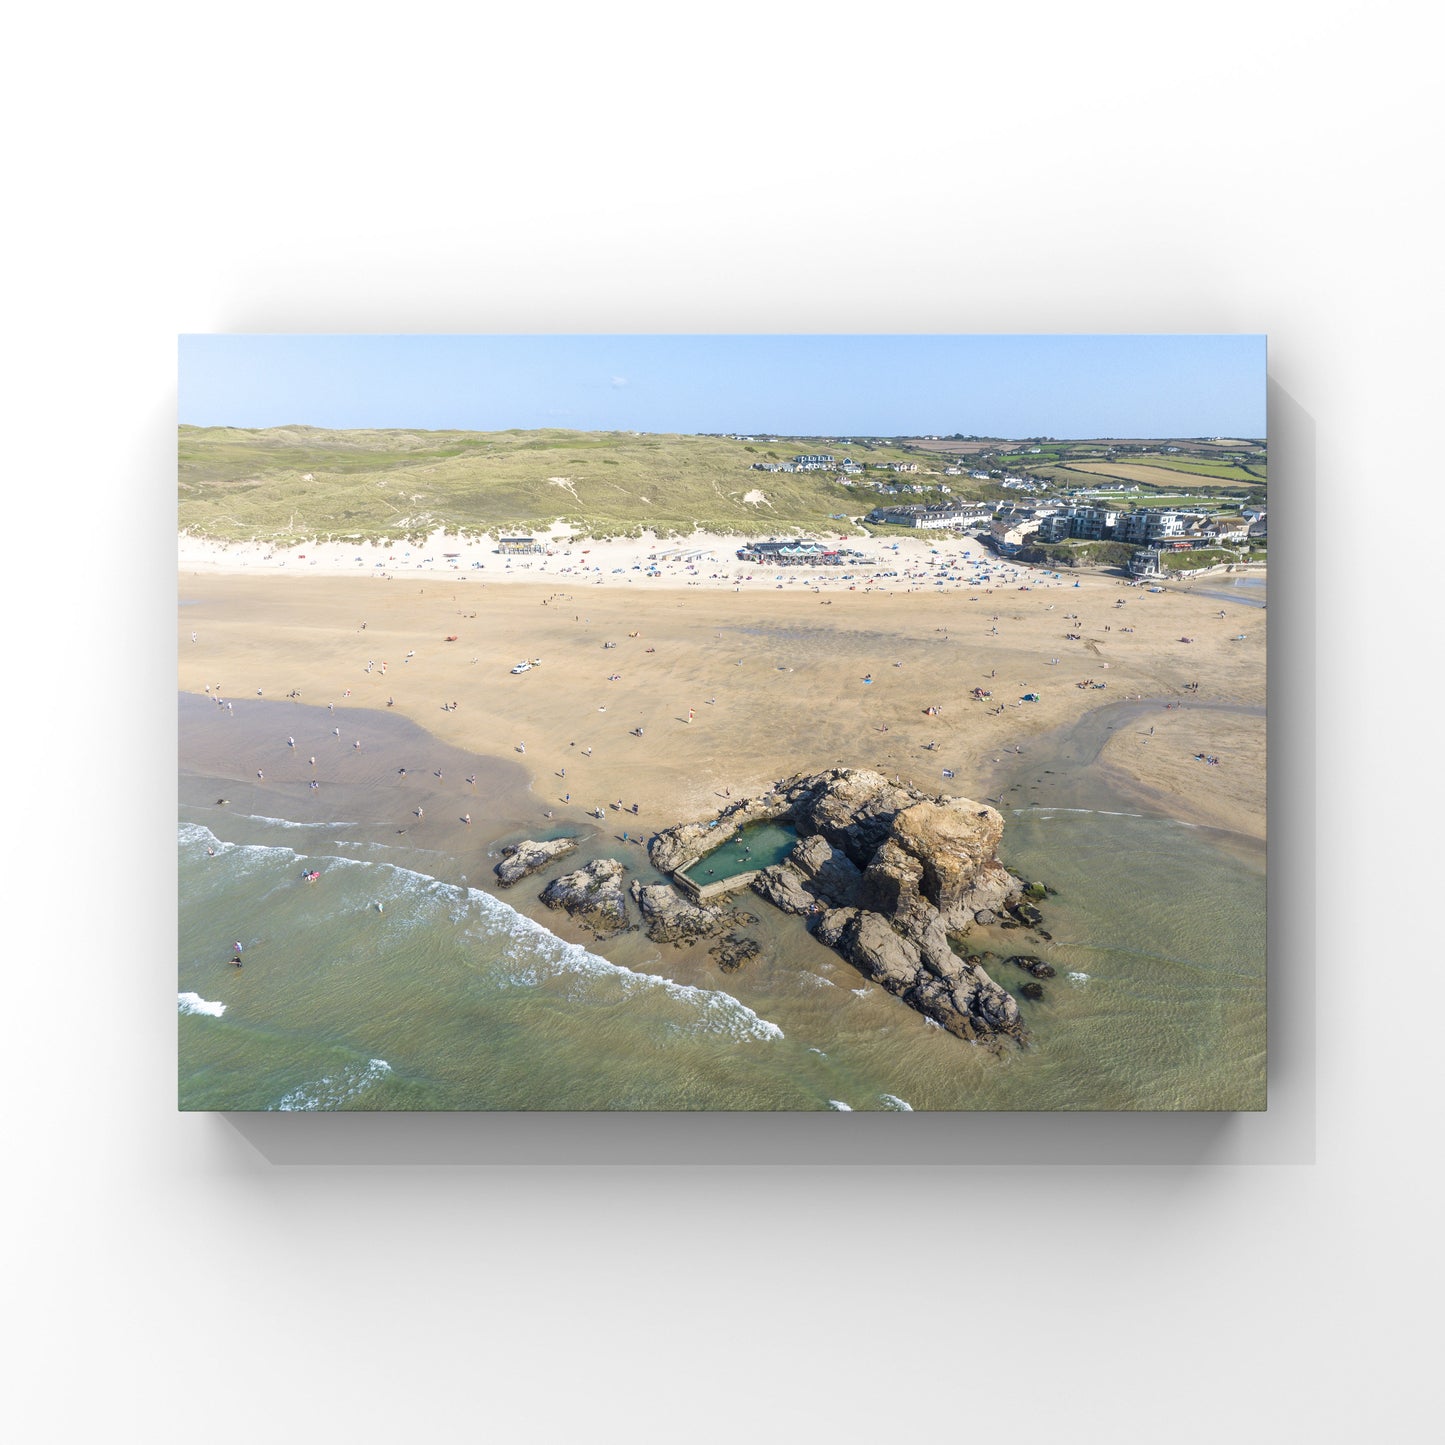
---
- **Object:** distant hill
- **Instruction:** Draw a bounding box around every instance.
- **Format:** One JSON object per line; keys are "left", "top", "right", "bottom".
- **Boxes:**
{"left": 177, "top": 427, "right": 1265, "bottom": 545}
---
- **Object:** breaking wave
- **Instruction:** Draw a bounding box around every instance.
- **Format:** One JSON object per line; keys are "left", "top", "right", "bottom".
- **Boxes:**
{"left": 272, "top": 1059, "right": 393, "bottom": 1111}
{"left": 178, "top": 992, "right": 226, "bottom": 1018}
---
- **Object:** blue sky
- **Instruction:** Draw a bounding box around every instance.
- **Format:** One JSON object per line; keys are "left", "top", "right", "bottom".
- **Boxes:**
{"left": 178, "top": 334, "right": 1266, "bottom": 438}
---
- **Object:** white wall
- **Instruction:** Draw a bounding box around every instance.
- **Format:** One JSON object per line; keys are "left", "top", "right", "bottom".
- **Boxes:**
{"left": 7, "top": 4, "right": 1432, "bottom": 1441}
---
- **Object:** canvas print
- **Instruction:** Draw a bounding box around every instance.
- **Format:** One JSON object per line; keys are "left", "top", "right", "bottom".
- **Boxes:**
{"left": 178, "top": 335, "right": 1266, "bottom": 1111}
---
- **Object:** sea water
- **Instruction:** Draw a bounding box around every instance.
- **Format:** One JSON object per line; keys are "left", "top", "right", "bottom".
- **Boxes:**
{"left": 179, "top": 697, "right": 1265, "bottom": 1112}
{"left": 179, "top": 805, "right": 1264, "bottom": 1111}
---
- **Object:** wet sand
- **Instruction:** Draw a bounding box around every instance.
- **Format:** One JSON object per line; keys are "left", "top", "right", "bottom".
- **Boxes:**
{"left": 179, "top": 565, "right": 1266, "bottom": 843}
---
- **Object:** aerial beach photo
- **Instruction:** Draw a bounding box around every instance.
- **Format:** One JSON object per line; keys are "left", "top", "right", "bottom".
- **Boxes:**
{"left": 178, "top": 334, "right": 1267, "bottom": 1112}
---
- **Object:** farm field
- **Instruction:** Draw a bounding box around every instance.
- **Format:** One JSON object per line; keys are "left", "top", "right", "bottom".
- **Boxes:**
{"left": 1061, "top": 460, "right": 1260, "bottom": 491}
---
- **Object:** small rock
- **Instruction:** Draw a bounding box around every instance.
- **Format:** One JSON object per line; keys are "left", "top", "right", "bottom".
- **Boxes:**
{"left": 539, "top": 858, "right": 630, "bottom": 938}
{"left": 494, "top": 837, "right": 577, "bottom": 887}
{"left": 709, "top": 933, "right": 761, "bottom": 973}
{"left": 1006, "top": 955, "right": 1056, "bottom": 978}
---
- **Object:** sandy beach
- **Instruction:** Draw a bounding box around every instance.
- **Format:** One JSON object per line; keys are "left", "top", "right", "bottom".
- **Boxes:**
{"left": 179, "top": 531, "right": 1265, "bottom": 844}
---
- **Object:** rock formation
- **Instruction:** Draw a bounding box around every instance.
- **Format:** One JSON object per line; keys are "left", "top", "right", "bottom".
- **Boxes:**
{"left": 629, "top": 880, "right": 740, "bottom": 944}
{"left": 1005, "top": 955, "right": 1056, "bottom": 979}
{"left": 493, "top": 836, "right": 578, "bottom": 887}
{"left": 708, "top": 934, "right": 761, "bottom": 973}
{"left": 539, "top": 857, "right": 630, "bottom": 938}
{"left": 648, "top": 768, "right": 1043, "bottom": 1048}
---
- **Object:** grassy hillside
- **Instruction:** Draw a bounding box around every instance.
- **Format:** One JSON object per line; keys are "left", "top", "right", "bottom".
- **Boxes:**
{"left": 177, "top": 427, "right": 1268, "bottom": 544}
{"left": 177, "top": 427, "right": 939, "bottom": 544}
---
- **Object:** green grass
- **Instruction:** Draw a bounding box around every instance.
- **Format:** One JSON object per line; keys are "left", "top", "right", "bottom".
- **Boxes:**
{"left": 177, "top": 427, "right": 1267, "bottom": 545}
{"left": 179, "top": 427, "right": 969, "bottom": 544}
{"left": 1023, "top": 539, "right": 1137, "bottom": 569}
{"left": 1160, "top": 548, "right": 1243, "bottom": 572}
{"left": 1107, "top": 453, "right": 1266, "bottom": 483}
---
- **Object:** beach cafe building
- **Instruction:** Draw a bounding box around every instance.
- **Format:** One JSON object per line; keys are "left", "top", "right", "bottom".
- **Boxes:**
{"left": 736, "top": 539, "right": 840, "bottom": 565}
{"left": 497, "top": 536, "right": 545, "bottom": 555}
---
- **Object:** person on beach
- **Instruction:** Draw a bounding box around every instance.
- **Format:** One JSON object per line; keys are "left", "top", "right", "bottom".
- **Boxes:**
{"left": 288, "top": 737, "right": 294, "bottom": 748}
{"left": 257, "top": 769, "right": 263, "bottom": 779}
{"left": 462, "top": 814, "right": 471, "bottom": 824}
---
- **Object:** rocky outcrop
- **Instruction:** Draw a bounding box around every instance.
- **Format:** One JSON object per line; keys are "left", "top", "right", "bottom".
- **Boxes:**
{"left": 751, "top": 863, "right": 816, "bottom": 916}
{"left": 629, "top": 880, "right": 735, "bottom": 945}
{"left": 789, "top": 834, "right": 863, "bottom": 907}
{"left": 494, "top": 836, "right": 578, "bottom": 887}
{"left": 709, "top": 933, "right": 761, "bottom": 973}
{"left": 650, "top": 768, "right": 1041, "bottom": 1048}
{"left": 814, "top": 908, "right": 1026, "bottom": 1046}
{"left": 539, "top": 857, "right": 630, "bottom": 938}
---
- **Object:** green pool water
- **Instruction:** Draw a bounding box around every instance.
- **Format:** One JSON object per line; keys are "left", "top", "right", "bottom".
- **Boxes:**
{"left": 682, "top": 822, "right": 799, "bottom": 883}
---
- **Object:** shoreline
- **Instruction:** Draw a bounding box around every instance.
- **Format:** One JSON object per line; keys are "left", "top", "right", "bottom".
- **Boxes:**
{"left": 177, "top": 691, "right": 849, "bottom": 1006}
{"left": 179, "top": 688, "right": 1266, "bottom": 1109}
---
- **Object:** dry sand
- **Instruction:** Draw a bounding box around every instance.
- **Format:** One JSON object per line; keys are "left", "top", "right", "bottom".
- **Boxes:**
{"left": 179, "top": 542, "right": 1266, "bottom": 844}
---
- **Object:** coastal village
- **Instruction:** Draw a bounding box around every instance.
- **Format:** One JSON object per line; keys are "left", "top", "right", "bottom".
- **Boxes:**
{"left": 750, "top": 447, "right": 1266, "bottom": 582}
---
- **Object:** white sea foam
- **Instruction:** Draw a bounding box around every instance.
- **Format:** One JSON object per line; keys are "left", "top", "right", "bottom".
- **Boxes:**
{"left": 180, "top": 821, "right": 784, "bottom": 1044}
{"left": 1018, "top": 807, "right": 1145, "bottom": 819}
{"left": 879, "top": 1094, "right": 914, "bottom": 1111}
{"left": 808, "top": 1047, "right": 827, "bottom": 1056}
{"left": 463, "top": 886, "right": 784, "bottom": 1043}
{"left": 850, "top": 987, "right": 874, "bottom": 998}
{"left": 272, "top": 1058, "right": 393, "bottom": 1111}
{"left": 178, "top": 991, "right": 226, "bottom": 1018}
{"left": 828, "top": 1100, "right": 853, "bottom": 1111}
{"left": 1068, "top": 971, "right": 1091, "bottom": 985}
{"left": 233, "top": 812, "right": 360, "bottom": 829}
{"left": 802, "top": 972, "right": 837, "bottom": 988}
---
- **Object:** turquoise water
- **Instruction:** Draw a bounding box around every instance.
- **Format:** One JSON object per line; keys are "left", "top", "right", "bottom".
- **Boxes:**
{"left": 680, "top": 823, "right": 799, "bottom": 883}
